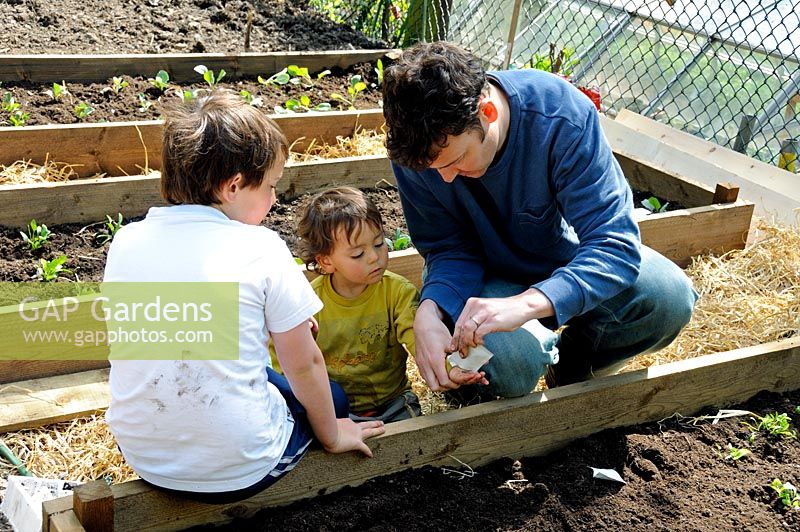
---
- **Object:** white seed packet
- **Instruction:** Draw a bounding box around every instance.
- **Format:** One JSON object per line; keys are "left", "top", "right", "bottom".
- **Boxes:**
{"left": 447, "top": 344, "right": 494, "bottom": 372}
{"left": 589, "top": 467, "right": 626, "bottom": 484}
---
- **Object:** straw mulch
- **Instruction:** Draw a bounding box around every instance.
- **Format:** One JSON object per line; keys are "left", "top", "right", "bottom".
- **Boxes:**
{"left": 1, "top": 221, "right": 798, "bottom": 488}
{"left": 288, "top": 127, "right": 386, "bottom": 163}
{"left": 0, "top": 157, "right": 104, "bottom": 185}
{"left": 0, "top": 416, "right": 137, "bottom": 490}
{"left": 0, "top": 130, "right": 387, "bottom": 187}
{"left": 624, "top": 219, "right": 800, "bottom": 370}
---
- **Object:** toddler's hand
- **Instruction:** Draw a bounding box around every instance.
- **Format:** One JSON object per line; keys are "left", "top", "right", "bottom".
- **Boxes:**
{"left": 324, "top": 418, "right": 385, "bottom": 457}
{"left": 448, "top": 366, "right": 489, "bottom": 386}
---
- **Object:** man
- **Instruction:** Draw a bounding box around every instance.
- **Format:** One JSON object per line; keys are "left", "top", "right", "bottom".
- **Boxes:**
{"left": 382, "top": 41, "right": 697, "bottom": 399}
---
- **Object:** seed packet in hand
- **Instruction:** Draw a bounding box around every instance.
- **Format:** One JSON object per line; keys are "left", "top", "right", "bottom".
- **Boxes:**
{"left": 447, "top": 344, "right": 494, "bottom": 372}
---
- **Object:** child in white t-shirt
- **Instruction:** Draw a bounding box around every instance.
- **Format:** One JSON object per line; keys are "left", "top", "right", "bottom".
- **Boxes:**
{"left": 104, "top": 90, "right": 384, "bottom": 503}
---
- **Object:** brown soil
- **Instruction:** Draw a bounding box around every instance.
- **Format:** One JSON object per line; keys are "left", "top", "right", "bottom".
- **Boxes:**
{"left": 0, "top": 0, "right": 382, "bottom": 55}
{"left": 0, "top": 61, "right": 384, "bottom": 126}
{"left": 193, "top": 390, "right": 800, "bottom": 531}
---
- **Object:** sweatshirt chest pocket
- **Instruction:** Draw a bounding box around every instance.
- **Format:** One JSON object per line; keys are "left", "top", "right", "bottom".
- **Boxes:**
{"left": 512, "top": 202, "right": 565, "bottom": 251}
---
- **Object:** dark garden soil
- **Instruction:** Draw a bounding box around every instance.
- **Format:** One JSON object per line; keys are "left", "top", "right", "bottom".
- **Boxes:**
{"left": 0, "top": 0, "right": 383, "bottom": 55}
{"left": 0, "top": 61, "right": 384, "bottom": 126}
{"left": 196, "top": 389, "right": 800, "bottom": 532}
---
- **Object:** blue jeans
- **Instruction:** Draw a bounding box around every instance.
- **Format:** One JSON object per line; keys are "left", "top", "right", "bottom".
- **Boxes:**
{"left": 476, "top": 246, "right": 698, "bottom": 397}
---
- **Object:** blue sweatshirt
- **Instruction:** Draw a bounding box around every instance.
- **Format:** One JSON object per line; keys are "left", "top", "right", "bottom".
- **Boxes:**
{"left": 392, "top": 69, "right": 641, "bottom": 327}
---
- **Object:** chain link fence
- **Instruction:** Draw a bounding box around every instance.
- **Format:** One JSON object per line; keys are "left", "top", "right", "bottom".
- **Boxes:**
{"left": 312, "top": 0, "right": 800, "bottom": 171}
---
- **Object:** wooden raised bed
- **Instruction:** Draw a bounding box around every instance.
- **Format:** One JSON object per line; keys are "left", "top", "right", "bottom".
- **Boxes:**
{"left": 0, "top": 114, "right": 754, "bottom": 386}
{"left": 38, "top": 337, "right": 800, "bottom": 531}
{"left": 0, "top": 50, "right": 395, "bottom": 83}
{"left": 0, "top": 113, "right": 754, "bottom": 263}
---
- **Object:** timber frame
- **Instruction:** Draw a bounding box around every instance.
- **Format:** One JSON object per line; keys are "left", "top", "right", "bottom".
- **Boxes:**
{"left": 0, "top": 50, "right": 396, "bottom": 83}
{"left": 0, "top": 49, "right": 787, "bottom": 532}
{"left": 0, "top": 111, "right": 754, "bottom": 386}
{"left": 36, "top": 337, "right": 800, "bottom": 531}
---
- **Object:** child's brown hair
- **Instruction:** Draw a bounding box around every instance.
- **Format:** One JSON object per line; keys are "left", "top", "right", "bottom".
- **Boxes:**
{"left": 297, "top": 187, "right": 384, "bottom": 273}
{"left": 160, "top": 89, "right": 288, "bottom": 205}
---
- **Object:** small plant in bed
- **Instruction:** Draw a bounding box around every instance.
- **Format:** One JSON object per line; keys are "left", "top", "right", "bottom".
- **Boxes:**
{"left": 35, "top": 255, "right": 72, "bottom": 282}
{"left": 194, "top": 65, "right": 226, "bottom": 88}
{"left": 96, "top": 213, "right": 124, "bottom": 245}
{"left": 770, "top": 478, "right": 800, "bottom": 509}
{"left": 20, "top": 219, "right": 52, "bottom": 251}
{"left": 641, "top": 196, "right": 669, "bottom": 213}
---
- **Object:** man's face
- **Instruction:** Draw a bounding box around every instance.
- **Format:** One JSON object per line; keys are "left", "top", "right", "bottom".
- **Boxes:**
{"left": 428, "top": 123, "right": 498, "bottom": 183}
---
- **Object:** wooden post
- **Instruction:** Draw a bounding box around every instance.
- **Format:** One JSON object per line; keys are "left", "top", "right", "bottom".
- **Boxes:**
{"left": 712, "top": 182, "right": 740, "bottom": 204}
{"left": 503, "top": 0, "right": 524, "bottom": 70}
{"left": 72, "top": 480, "right": 114, "bottom": 532}
{"left": 732, "top": 114, "right": 755, "bottom": 153}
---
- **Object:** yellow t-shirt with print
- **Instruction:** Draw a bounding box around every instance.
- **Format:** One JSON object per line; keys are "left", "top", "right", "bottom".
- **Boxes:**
{"left": 272, "top": 270, "right": 419, "bottom": 413}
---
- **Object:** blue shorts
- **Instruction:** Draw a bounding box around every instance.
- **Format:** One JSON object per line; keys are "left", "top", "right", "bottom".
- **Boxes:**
{"left": 152, "top": 367, "right": 349, "bottom": 504}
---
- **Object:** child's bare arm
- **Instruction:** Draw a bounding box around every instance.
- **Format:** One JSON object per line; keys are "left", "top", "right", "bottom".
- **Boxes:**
{"left": 272, "top": 322, "right": 385, "bottom": 456}
{"left": 449, "top": 366, "right": 489, "bottom": 386}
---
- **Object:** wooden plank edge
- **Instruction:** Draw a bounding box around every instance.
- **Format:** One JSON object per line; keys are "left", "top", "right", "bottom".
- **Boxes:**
{"left": 639, "top": 201, "right": 755, "bottom": 267}
{"left": 0, "top": 155, "right": 394, "bottom": 227}
{"left": 0, "top": 50, "right": 397, "bottom": 83}
{"left": 0, "top": 369, "right": 111, "bottom": 432}
{"left": 0, "top": 110, "right": 387, "bottom": 177}
{"left": 41, "top": 336, "right": 798, "bottom": 531}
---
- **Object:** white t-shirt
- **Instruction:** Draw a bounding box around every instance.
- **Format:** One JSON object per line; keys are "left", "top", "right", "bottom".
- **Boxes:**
{"left": 104, "top": 205, "right": 322, "bottom": 492}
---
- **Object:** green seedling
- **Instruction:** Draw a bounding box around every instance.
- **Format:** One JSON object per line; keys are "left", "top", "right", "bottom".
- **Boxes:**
{"left": 2, "top": 92, "right": 20, "bottom": 113}
{"left": 73, "top": 101, "right": 94, "bottom": 120}
{"left": 294, "top": 257, "right": 304, "bottom": 265}
{"left": 641, "top": 196, "right": 669, "bottom": 213}
{"left": 36, "top": 255, "right": 71, "bottom": 282}
{"left": 743, "top": 411, "right": 797, "bottom": 440}
{"left": 287, "top": 65, "right": 330, "bottom": 87}
{"left": 258, "top": 68, "right": 291, "bottom": 87}
{"left": 110, "top": 76, "right": 129, "bottom": 94}
{"left": 45, "top": 81, "right": 68, "bottom": 102}
{"left": 137, "top": 93, "right": 153, "bottom": 113}
{"left": 149, "top": 70, "right": 170, "bottom": 92}
{"left": 795, "top": 405, "right": 800, "bottom": 415}
{"left": 96, "top": 213, "right": 124, "bottom": 245}
{"left": 385, "top": 228, "right": 412, "bottom": 251}
{"left": 258, "top": 65, "right": 329, "bottom": 88}
{"left": 331, "top": 75, "right": 367, "bottom": 110}
{"left": 194, "top": 65, "right": 226, "bottom": 88}
{"left": 20, "top": 219, "right": 51, "bottom": 250}
{"left": 179, "top": 88, "right": 199, "bottom": 103}
{"left": 770, "top": 479, "right": 800, "bottom": 509}
{"left": 7, "top": 110, "right": 29, "bottom": 127}
{"left": 239, "top": 90, "right": 263, "bottom": 107}
{"left": 276, "top": 95, "right": 331, "bottom": 113}
{"left": 724, "top": 444, "right": 751, "bottom": 461}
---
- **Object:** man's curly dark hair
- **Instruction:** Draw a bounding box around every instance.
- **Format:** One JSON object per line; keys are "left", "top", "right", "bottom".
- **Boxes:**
{"left": 382, "top": 42, "right": 489, "bottom": 171}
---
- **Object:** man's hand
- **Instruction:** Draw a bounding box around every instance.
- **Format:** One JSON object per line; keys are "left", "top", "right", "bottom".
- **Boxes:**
{"left": 323, "top": 418, "right": 385, "bottom": 457}
{"left": 414, "top": 299, "right": 459, "bottom": 391}
{"left": 450, "top": 288, "right": 555, "bottom": 353}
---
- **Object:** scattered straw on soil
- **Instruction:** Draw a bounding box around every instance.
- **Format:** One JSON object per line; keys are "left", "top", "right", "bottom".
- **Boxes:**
{"left": 288, "top": 127, "right": 386, "bottom": 163}
{"left": 0, "top": 416, "right": 136, "bottom": 484}
{"left": 0, "top": 156, "right": 99, "bottom": 185}
{"left": 625, "top": 219, "right": 800, "bottom": 370}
